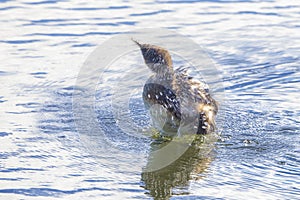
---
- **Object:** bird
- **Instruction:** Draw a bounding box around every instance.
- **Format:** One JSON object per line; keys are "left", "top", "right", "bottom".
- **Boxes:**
{"left": 133, "top": 39, "right": 218, "bottom": 136}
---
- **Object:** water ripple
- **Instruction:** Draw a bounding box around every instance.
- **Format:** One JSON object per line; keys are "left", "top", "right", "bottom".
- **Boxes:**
{"left": 0, "top": 187, "right": 110, "bottom": 197}
{"left": 1, "top": 0, "right": 299, "bottom": 199}
{"left": 23, "top": 0, "right": 66, "bottom": 5}
{"left": 0, "top": 39, "right": 45, "bottom": 44}
{"left": 0, "top": 6, "right": 24, "bottom": 10}
{"left": 69, "top": 5, "right": 131, "bottom": 11}
{"left": 0, "top": 132, "right": 12, "bottom": 137}
{"left": 26, "top": 31, "right": 125, "bottom": 37}
{"left": 130, "top": 10, "right": 172, "bottom": 16}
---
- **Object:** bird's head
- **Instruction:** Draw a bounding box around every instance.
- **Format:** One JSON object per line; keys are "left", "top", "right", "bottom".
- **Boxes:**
{"left": 133, "top": 39, "right": 173, "bottom": 74}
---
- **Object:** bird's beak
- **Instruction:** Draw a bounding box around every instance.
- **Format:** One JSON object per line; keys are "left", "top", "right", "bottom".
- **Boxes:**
{"left": 131, "top": 38, "right": 142, "bottom": 48}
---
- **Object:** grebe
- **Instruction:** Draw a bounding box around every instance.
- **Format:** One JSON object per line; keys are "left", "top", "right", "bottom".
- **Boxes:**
{"left": 133, "top": 40, "right": 218, "bottom": 135}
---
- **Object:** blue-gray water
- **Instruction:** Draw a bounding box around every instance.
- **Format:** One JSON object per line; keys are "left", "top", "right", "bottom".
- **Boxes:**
{"left": 0, "top": 0, "right": 299, "bottom": 199}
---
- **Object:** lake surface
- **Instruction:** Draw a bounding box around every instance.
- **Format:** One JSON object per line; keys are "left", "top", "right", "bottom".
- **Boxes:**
{"left": 0, "top": 0, "right": 299, "bottom": 199}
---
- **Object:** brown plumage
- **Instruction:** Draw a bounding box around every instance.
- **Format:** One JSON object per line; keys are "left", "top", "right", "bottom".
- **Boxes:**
{"left": 133, "top": 39, "right": 218, "bottom": 135}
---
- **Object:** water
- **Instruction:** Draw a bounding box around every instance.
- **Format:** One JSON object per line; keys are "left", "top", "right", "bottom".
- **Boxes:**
{"left": 0, "top": 0, "right": 299, "bottom": 199}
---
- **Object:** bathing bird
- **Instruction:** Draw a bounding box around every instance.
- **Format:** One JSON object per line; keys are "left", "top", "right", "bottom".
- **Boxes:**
{"left": 133, "top": 40, "right": 218, "bottom": 135}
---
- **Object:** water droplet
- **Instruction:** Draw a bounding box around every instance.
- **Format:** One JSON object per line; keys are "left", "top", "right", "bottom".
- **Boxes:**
{"left": 243, "top": 139, "right": 252, "bottom": 144}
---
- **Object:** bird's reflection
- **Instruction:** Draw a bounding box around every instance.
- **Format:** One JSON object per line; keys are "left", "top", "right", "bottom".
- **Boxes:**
{"left": 141, "top": 137, "right": 215, "bottom": 199}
